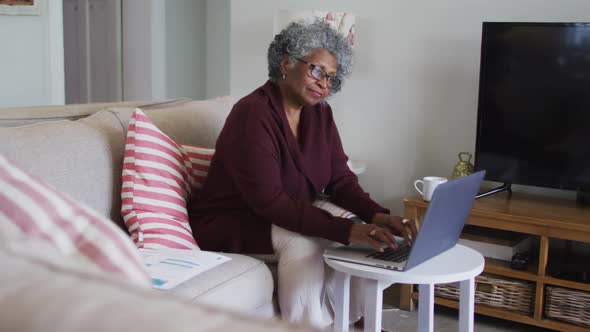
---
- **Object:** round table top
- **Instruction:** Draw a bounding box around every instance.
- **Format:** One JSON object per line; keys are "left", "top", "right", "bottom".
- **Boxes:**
{"left": 324, "top": 244, "right": 484, "bottom": 284}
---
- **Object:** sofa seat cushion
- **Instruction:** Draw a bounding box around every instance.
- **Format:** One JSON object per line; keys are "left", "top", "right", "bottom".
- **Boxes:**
{"left": 169, "top": 253, "right": 275, "bottom": 317}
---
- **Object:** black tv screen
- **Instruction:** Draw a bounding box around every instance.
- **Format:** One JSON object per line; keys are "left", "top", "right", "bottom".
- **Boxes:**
{"left": 475, "top": 22, "right": 590, "bottom": 192}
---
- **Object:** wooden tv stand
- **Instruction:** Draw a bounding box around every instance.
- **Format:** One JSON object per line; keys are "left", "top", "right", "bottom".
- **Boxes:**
{"left": 401, "top": 192, "right": 590, "bottom": 331}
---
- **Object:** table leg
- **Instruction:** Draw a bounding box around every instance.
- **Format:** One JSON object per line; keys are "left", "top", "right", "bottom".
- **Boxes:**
{"left": 418, "top": 284, "right": 434, "bottom": 332}
{"left": 363, "top": 280, "right": 389, "bottom": 332}
{"left": 333, "top": 271, "right": 351, "bottom": 332}
{"left": 459, "top": 278, "right": 475, "bottom": 332}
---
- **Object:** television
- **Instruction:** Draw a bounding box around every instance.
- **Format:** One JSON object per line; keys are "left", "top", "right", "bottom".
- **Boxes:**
{"left": 474, "top": 22, "right": 590, "bottom": 203}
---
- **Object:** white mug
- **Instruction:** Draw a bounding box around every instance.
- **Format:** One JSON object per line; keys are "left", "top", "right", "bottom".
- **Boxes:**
{"left": 414, "top": 176, "right": 448, "bottom": 201}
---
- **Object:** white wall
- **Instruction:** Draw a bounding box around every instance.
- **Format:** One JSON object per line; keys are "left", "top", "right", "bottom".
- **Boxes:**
{"left": 228, "top": 0, "right": 590, "bottom": 214}
{"left": 0, "top": 0, "right": 64, "bottom": 108}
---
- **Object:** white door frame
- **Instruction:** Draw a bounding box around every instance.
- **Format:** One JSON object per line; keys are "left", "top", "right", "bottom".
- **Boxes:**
{"left": 149, "top": 0, "right": 166, "bottom": 100}
{"left": 63, "top": 0, "right": 122, "bottom": 104}
{"left": 122, "top": 0, "right": 166, "bottom": 101}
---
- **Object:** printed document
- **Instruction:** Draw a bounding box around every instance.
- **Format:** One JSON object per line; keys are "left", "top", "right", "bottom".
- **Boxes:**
{"left": 139, "top": 248, "right": 231, "bottom": 289}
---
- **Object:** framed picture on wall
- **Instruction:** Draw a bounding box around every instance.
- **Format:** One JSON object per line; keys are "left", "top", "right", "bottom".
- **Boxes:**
{"left": 0, "top": 0, "right": 41, "bottom": 16}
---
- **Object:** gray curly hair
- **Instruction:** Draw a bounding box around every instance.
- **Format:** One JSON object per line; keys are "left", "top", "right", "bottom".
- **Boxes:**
{"left": 267, "top": 19, "right": 353, "bottom": 95}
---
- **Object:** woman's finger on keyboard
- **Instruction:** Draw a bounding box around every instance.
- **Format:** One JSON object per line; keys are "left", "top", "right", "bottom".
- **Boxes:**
{"left": 373, "top": 227, "right": 398, "bottom": 249}
{"left": 402, "top": 219, "right": 418, "bottom": 245}
{"left": 367, "top": 237, "right": 384, "bottom": 252}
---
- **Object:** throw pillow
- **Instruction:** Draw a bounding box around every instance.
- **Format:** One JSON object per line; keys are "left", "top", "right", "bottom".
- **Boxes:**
{"left": 313, "top": 198, "right": 359, "bottom": 220}
{"left": 122, "top": 109, "right": 214, "bottom": 250}
{"left": 0, "top": 154, "right": 150, "bottom": 286}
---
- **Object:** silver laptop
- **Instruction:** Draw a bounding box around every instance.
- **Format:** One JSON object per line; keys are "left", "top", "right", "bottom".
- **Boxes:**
{"left": 323, "top": 171, "right": 485, "bottom": 271}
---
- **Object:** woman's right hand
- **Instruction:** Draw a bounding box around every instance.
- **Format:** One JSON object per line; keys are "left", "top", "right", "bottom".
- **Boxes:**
{"left": 348, "top": 224, "right": 397, "bottom": 252}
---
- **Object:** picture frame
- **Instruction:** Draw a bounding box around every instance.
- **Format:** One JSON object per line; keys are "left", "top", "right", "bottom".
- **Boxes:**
{"left": 0, "top": 0, "right": 41, "bottom": 16}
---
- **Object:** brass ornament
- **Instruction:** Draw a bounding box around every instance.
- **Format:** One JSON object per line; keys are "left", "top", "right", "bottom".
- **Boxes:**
{"left": 452, "top": 152, "right": 474, "bottom": 178}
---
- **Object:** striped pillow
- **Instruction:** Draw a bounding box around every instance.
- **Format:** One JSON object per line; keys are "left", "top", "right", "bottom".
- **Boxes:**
{"left": 122, "top": 109, "right": 214, "bottom": 250}
{"left": 313, "top": 199, "right": 358, "bottom": 219}
{"left": 0, "top": 154, "right": 150, "bottom": 286}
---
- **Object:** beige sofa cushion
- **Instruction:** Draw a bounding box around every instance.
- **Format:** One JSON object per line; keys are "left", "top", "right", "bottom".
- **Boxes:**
{"left": 0, "top": 110, "right": 126, "bottom": 223}
{"left": 111, "top": 96, "right": 234, "bottom": 149}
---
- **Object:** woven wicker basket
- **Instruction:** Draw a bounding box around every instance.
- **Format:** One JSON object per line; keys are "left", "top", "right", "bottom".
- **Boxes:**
{"left": 435, "top": 274, "right": 534, "bottom": 313}
{"left": 545, "top": 286, "right": 590, "bottom": 328}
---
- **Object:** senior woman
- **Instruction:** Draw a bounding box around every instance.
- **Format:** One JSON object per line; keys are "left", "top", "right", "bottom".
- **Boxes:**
{"left": 188, "top": 19, "right": 416, "bottom": 328}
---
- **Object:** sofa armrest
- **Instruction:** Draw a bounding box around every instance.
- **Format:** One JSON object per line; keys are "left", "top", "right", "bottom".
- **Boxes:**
{"left": 0, "top": 241, "right": 317, "bottom": 332}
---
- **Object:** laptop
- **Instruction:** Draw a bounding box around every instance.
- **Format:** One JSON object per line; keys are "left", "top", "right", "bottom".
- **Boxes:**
{"left": 323, "top": 171, "right": 485, "bottom": 271}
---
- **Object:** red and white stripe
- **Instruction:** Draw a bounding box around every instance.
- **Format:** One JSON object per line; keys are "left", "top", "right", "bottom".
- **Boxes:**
{"left": 184, "top": 145, "right": 214, "bottom": 190}
{"left": 313, "top": 199, "right": 357, "bottom": 219}
{"left": 121, "top": 109, "right": 214, "bottom": 250}
{"left": 0, "top": 154, "right": 150, "bottom": 286}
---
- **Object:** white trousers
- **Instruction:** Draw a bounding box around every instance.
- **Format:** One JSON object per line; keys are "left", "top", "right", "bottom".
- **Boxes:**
{"left": 257, "top": 225, "right": 365, "bottom": 329}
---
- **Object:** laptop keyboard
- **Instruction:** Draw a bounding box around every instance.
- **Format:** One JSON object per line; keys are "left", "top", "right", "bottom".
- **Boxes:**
{"left": 366, "top": 242, "right": 411, "bottom": 262}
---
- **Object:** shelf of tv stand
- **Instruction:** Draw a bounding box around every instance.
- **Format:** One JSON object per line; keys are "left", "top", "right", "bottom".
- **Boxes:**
{"left": 410, "top": 293, "right": 590, "bottom": 332}
{"left": 400, "top": 192, "right": 590, "bottom": 332}
{"left": 484, "top": 257, "right": 538, "bottom": 281}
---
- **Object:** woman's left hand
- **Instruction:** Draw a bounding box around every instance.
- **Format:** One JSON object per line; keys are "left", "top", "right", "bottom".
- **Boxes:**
{"left": 371, "top": 213, "right": 418, "bottom": 246}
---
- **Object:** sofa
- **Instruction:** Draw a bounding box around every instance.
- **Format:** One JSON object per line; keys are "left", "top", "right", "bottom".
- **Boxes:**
{"left": 0, "top": 98, "right": 300, "bottom": 331}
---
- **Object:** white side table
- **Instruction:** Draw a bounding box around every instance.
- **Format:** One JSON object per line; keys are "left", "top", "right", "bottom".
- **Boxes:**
{"left": 325, "top": 244, "right": 484, "bottom": 332}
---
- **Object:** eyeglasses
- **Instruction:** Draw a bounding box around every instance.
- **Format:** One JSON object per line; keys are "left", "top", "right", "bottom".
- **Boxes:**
{"left": 295, "top": 58, "right": 341, "bottom": 90}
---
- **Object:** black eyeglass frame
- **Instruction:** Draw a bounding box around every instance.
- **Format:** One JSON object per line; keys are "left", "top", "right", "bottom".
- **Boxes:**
{"left": 295, "top": 58, "right": 341, "bottom": 90}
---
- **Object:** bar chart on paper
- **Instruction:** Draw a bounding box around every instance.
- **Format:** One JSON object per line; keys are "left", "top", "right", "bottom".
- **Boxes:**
{"left": 139, "top": 248, "right": 231, "bottom": 289}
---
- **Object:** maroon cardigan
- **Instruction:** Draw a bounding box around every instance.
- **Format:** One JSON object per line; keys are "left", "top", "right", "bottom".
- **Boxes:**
{"left": 188, "top": 81, "right": 389, "bottom": 254}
